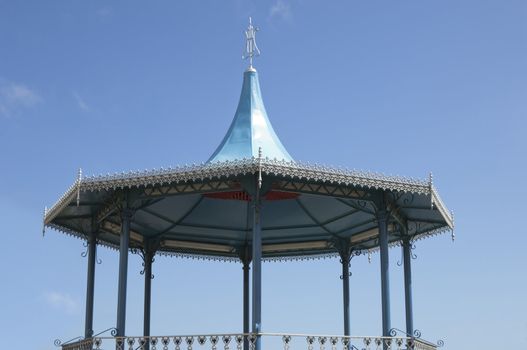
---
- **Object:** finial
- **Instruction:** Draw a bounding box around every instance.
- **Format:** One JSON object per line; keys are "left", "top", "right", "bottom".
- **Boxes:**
{"left": 429, "top": 172, "right": 434, "bottom": 210}
{"left": 76, "top": 168, "right": 83, "bottom": 207}
{"left": 242, "top": 17, "right": 260, "bottom": 69}
{"left": 42, "top": 206, "right": 48, "bottom": 236}
{"left": 257, "top": 146, "right": 263, "bottom": 189}
{"left": 451, "top": 210, "right": 455, "bottom": 242}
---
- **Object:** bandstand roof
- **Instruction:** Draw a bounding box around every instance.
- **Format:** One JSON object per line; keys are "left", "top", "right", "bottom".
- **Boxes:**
{"left": 44, "top": 65, "right": 453, "bottom": 262}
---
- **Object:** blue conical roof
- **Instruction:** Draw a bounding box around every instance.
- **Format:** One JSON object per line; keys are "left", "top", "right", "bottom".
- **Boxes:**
{"left": 207, "top": 68, "right": 293, "bottom": 163}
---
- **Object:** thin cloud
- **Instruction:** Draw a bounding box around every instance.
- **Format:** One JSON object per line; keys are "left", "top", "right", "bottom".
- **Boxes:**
{"left": 44, "top": 291, "right": 79, "bottom": 314}
{"left": 269, "top": 0, "right": 292, "bottom": 21}
{"left": 73, "top": 91, "right": 89, "bottom": 111}
{"left": 0, "top": 80, "right": 41, "bottom": 117}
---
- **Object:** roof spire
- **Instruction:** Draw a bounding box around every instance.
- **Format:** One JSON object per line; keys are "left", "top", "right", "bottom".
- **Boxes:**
{"left": 242, "top": 17, "right": 260, "bottom": 70}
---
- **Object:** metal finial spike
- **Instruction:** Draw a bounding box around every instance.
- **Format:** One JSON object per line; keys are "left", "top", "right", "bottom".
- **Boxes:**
{"left": 257, "top": 147, "right": 263, "bottom": 189}
{"left": 42, "top": 206, "right": 48, "bottom": 236}
{"left": 429, "top": 172, "right": 434, "bottom": 210}
{"left": 242, "top": 17, "right": 260, "bottom": 69}
{"left": 451, "top": 210, "right": 455, "bottom": 242}
{"left": 76, "top": 168, "right": 83, "bottom": 207}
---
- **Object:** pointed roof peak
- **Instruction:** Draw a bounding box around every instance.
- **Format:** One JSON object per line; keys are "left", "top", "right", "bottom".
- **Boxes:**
{"left": 207, "top": 19, "right": 292, "bottom": 164}
{"left": 207, "top": 68, "right": 293, "bottom": 164}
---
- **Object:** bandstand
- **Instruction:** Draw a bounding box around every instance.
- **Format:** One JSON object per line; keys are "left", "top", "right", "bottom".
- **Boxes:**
{"left": 45, "top": 19, "right": 453, "bottom": 350}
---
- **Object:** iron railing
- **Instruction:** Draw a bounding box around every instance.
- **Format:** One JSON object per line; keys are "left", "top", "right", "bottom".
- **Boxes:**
{"left": 58, "top": 333, "right": 439, "bottom": 350}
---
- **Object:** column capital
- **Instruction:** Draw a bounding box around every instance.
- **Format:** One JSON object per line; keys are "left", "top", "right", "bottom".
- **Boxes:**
{"left": 238, "top": 243, "right": 253, "bottom": 266}
{"left": 120, "top": 208, "right": 135, "bottom": 221}
{"left": 401, "top": 235, "right": 412, "bottom": 246}
{"left": 376, "top": 208, "right": 388, "bottom": 222}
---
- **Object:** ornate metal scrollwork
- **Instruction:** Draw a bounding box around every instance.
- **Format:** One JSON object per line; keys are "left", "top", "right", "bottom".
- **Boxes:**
{"left": 54, "top": 336, "right": 83, "bottom": 347}
{"left": 329, "top": 336, "right": 338, "bottom": 350}
{"left": 161, "top": 337, "right": 170, "bottom": 350}
{"left": 397, "top": 243, "right": 417, "bottom": 266}
{"left": 151, "top": 337, "right": 158, "bottom": 350}
{"left": 318, "top": 336, "right": 327, "bottom": 350}
{"left": 92, "top": 327, "right": 117, "bottom": 337}
{"left": 197, "top": 336, "right": 207, "bottom": 346}
{"left": 403, "top": 193, "right": 415, "bottom": 206}
{"left": 437, "top": 339, "right": 445, "bottom": 347}
{"left": 208, "top": 335, "right": 218, "bottom": 350}
{"left": 390, "top": 328, "right": 421, "bottom": 339}
{"left": 80, "top": 240, "right": 102, "bottom": 264}
{"left": 127, "top": 337, "right": 135, "bottom": 350}
{"left": 217, "top": 335, "right": 227, "bottom": 350}
{"left": 235, "top": 335, "right": 244, "bottom": 350}
{"left": 174, "top": 336, "right": 182, "bottom": 350}
{"left": 341, "top": 337, "right": 349, "bottom": 350}
{"left": 282, "top": 335, "right": 292, "bottom": 350}
{"left": 248, "top": 334, "right": 257, "bottom": 350}
{"left": 306, "top": 336, "right": 315, "bottom": 350}
{"left": 186, "top": 336, "right": 194, "bottom": 350}
{"left": 81, "top": 241, "right": 89, "bottom": 257}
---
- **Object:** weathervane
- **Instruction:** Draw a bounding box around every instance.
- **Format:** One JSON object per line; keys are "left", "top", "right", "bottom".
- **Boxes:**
{"left": 242, "top": 17, "right": 260, "bottom": 69}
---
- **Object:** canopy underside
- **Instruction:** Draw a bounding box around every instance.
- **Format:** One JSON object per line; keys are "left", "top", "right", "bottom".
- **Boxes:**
{"left": 45, "top": 164, "right": 452, "bottom": 261}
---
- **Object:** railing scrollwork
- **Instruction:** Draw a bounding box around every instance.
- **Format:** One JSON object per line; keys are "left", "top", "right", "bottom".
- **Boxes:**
{"left": 55, "top": 332, "right": 441, "bottom": 350}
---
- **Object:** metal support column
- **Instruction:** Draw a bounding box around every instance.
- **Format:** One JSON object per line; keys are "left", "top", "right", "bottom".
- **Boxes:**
{"left": 84, "top": 231, "right": 97, "bottom": 338}
{"left": 377, "top": 204, "right": 391, "bottom": 338}
{"left": 116, "top": 208, "right": 132, "bottom": 337}
{"left": 402, "top": 239, "right": 414, "bottom": 337}
{"left": 251, "top": 198, "right": 262, "bottom": 350}
{"left": 339, "top": 249, "right": 351, "bottom": 336}
{"left": 243, "top": 257, "right": 251, "bottom": 350}
{"left": 143, "top": 247, "right": 154, "bottom": 350}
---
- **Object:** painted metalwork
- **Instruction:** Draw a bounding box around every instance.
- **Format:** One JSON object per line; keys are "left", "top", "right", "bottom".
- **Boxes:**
{"left": 251, "top": 171, "right": 263, "bottom": 350}
{"left": 402, "top": 239, "right": 414, "bottom": 337}
{"left": 56, "top": 333, "right": 440, "bottom": 350}
{"left": 389, "top": 329, "right": 444, "bottom": 349}
{"left": 335, "top": 240, "right": 361, "bottom": 337}
{"left": 45, "top": 21, "right": 454, "bottom": 350}
{"left": 135, "top": 239, "right": 159, "bottom": 350}
{"left": 84, "top": 231, "right": 97, "bottom": 338}
{"left": 238, "top": 245, "right": 252, "bottom": 350}
{"left": 242, "top": 18, "right": 260, "bottom": 68}
{"left": 43, "top": 157, "right": 453, "bottom": 261}
{"left": 377, "top": 203, "right": 391, "bottom": 338}
{"left": 116, "top": 206, "right": 133, "bottom": 337}
{"left": 207, "top": 71, "right": 293, "bottom": 163}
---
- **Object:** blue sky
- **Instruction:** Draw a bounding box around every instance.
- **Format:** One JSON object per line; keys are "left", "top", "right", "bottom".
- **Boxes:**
{"left": 0, "top": 1, "right": 526, "bottom": 349}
